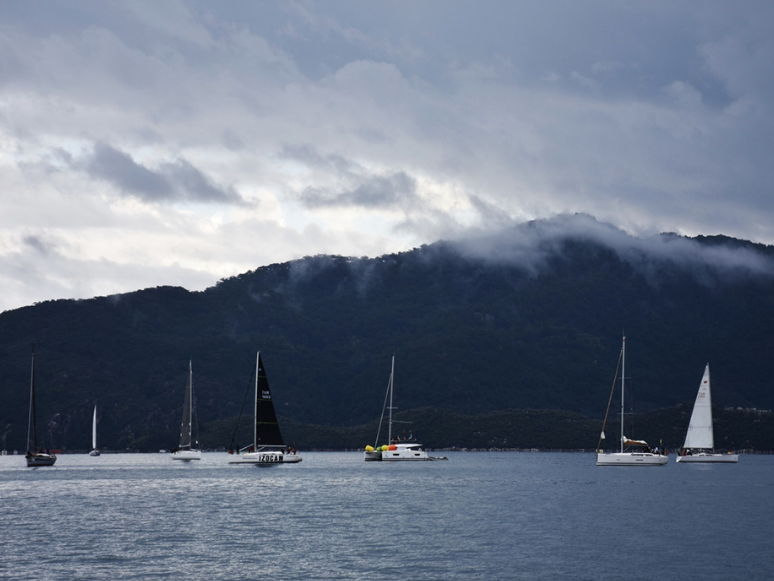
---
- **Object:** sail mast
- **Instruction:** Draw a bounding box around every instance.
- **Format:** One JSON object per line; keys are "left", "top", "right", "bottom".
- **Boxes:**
{"left": 188, "top": 360, "right": 193, "bottom": 448}
{"left": 254, "top": 352, "right": 259, "bottom": 450}
{"left": 387, "top": 355, "right": 395, "bottom": 444}
{"left": 620, "top": 336, "right": 626, "bottom": 454}
{"left": 27, "top": 345, "right": 36, "bottom": 454}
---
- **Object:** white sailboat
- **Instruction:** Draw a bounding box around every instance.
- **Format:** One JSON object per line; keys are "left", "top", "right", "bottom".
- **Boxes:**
{"left": 25, "top": 344, "right": 57, "bottom": 467}
{"left": 364, "top": 356, "right": 446, "bottom": 462}
{"left": 171, "top": 360, "right": 201, "bottom": 461}
{"left": 228, "top": 352, "right": 302, "bottom": 466}
{"left": 596, "top": 337, "right": 668, "bottom": 466}
{"left": 89, "top": 405, "right": 100, "bottom": 456}
{"left": 676, "top": 364, "right": 738, "bottom": 463}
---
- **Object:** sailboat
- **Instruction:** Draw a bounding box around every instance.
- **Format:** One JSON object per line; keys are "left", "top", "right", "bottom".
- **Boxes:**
{"left": 676, "top": 364, "right": 738, "bottom": 463}
{"left": 171, "top": 360, "right": 202, "bottom": 461}
{"left": 228, "top": 352, "right": 302, "bottom": 465}
{"left": 596, "top": 337, "right": 668, "bottom": 466}
{"left": 89, "top": 405, "right": 100, "bottom": 456}
{"left": 364, "top": 356, "right": 446, "bottom": 461}
{"left": 25, "top": 345, "right": 57, "bottom": 467}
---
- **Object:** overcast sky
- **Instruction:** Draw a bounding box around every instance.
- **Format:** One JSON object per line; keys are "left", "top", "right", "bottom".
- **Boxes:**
{"left": 1, "top": 1, "right": 772, "bottom": 313}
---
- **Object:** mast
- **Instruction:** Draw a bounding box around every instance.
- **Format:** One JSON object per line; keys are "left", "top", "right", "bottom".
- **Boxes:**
{"left": 387, "top": 356, "right": 395, "bottom": 444}
{"left": 254, "top": 352, "right": 259, "bottom": 450}
{"left": 188, "top": 360, "right": 193, "bottom": 448}
{"left": 27, "top": 345, "right": 36, "bottom": 454}
{"left": 620, "top": 336, "right": 626, "bottom": 453}
{"left": 179, "top": 360, "right": 193, "bottom": 449}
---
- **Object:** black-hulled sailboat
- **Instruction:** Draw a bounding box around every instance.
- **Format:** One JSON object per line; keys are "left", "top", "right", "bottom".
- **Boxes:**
{"left": 171, "top": 360, "right": 201, "bottom": 461}
{"left": 26, "top": 345, "right": 56, "bottom": 467}
{"left": 228, "top": 352, "right": 301, "bottom": 465}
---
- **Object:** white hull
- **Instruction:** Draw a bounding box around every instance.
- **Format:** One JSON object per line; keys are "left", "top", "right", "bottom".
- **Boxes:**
{"left": 228, "top": 450, "right": 285, "bottom": 465}
{"left": 367, "top": 442, "right": 447, "bottom": 461}
{"left": 89, "top": 450, "right": 100, "bottom": 457}
{"left": 596, "top": 452, "right": 668, "bottom": 466}
{"left": 676, "top": 453, "right": 738, "bottom": 463}
{"left": 381, "top": 447, "right": 430, "bottom": 461}
{"left": 171, "top": 449, "right": 202, "bottom": 461}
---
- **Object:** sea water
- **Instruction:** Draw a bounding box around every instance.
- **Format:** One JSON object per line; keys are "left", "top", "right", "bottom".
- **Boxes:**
{"left": 1, "top": 452, "right": 771, "bottom": 580}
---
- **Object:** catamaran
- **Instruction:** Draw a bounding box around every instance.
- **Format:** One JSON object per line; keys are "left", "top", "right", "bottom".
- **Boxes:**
{"left": 25, "top": 345, "right": 57, "bottom": 467}
{"left": 364, "top": 356, "right": 446, "bottom": 461}
{"left": 171, "top": 360, "right": 201, "bottom": 461}
{"left": 676, "top": 364, "right": 738, "bottom": 463}
{"left": 89, "top": 404, "right": 100, "bottom": 456}
{"left": 596, "top": 337, "right": 668, "bottom": 466}
{"left": 228, "top": 352, "right": 302, "bottom": 466}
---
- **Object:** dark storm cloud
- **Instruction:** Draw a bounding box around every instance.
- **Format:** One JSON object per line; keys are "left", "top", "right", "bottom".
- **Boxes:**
{"left": 83, "top": 142, "right": 246, "bottom": 205}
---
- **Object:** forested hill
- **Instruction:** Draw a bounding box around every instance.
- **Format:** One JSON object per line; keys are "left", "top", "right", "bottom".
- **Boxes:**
{"left": 1, "top": 216, "right": 774, "bottom": 452}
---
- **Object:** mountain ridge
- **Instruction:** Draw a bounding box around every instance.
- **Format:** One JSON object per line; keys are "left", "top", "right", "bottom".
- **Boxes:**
{"left": 2, "top": 215, "right": 773, "bottom": 452}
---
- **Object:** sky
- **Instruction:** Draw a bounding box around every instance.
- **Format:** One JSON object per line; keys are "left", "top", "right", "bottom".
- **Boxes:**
{"left": 1, "top": 1, "right": 773, "bottom": 313}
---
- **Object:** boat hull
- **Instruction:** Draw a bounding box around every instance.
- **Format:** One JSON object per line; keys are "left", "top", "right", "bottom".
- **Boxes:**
{"left": 228, "top": 451, "right": 285, "bottom": 466}
{"left": 380, "top": 444, "right": 430, "bottom": 461}
{"left": 89, "top": 450, "right": 100, "bottom": 457}
{"left": 171, "top": 449, "right": 202, "bottom": 461}
{"left": 676, "top": 453, "right": 738, "bottom": 463}
{"left": 26, "top": 453, "right": 57, "bottom": 467}
{"left": 596, "top": 452, "right": 668, "bottom": 466}
{"left": 364, "top": 450, "right": 382, "bottom": 461}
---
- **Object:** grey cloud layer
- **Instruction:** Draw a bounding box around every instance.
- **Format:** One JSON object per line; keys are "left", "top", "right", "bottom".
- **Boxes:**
{"left": 1, "top": 1, "right": 773, "bottom": 312}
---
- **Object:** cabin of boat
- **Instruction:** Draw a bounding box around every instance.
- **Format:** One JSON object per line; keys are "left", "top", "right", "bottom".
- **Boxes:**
{"left": 369, "top": 442, "right": 429, "bottom": 461}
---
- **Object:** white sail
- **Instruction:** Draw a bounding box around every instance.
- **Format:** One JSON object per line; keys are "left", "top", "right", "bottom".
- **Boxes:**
{"left": 92, "top": 405, "right": 98, "bottom": 449}
{"left": 682, "top": 364, "right": 714, "bottom": 450}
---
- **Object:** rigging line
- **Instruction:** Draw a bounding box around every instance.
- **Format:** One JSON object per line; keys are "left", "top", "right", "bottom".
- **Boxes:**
{"left": 597, "top": 347, "right": 623, "bottom": 452}
{"left": 373, "top": 366, "right": 392, "bottom": 447}
{"left": 229, "top": 359, "right": 256, "bottom": 451}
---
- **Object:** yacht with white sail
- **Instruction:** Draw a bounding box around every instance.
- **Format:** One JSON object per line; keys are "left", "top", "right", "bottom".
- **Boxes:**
{"left": 89, "top": 404, "right": 100, "bottom": 456}
{"left": 676, "top": 364, "right": 738, "bottom": 463}
{"left": 596, "top": 337, "right": 668, "bottom": 466}
{"left": 171, "top": 360, "right": 201, "bottom": 461}
{"left": 228, "top": 352, "right": 302, "bottom": 465}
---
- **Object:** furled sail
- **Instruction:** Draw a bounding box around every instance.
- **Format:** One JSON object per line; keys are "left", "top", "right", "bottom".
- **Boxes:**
{"left": 178, "top": 361, "right": 193, "bottom": 449}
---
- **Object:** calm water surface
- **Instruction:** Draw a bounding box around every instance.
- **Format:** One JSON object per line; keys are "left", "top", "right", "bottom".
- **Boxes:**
{"left": 1, "top": 452, "right": 771, "bottom": 580}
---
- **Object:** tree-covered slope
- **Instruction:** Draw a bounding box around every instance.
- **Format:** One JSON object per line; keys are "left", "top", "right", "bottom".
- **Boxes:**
{"left": 1, "top": 216, "right": 773, "bottom": 451}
